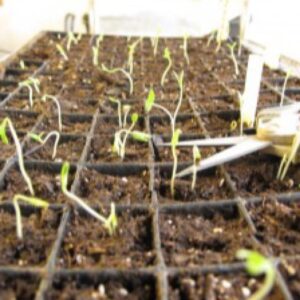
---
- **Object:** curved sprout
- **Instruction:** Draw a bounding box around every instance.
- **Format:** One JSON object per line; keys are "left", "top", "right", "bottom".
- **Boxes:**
{"left": 13, "top": 194, "right": 49, "bottom": 239}
{"left": 227, "top": 42, "right": 239, "bottom": 75}
{"left": 0, "top": 118, "right": 34, "bottom": 195}
{"left": 42, "top": 94, "right": 62, "bottom": 131}
{"left": 56, "top": 43, "right": 69, "bottom": 61}
{"left": 191, "top": 146, "right": 201, "bottom": 191}
{"left": 108, "top": 97, "right": 122, "bottom": 129}
{"left": 161, "top": 47, "right": 172, "bottom": 86}
{"left": 61, "top": 162, "right": 118, "bottom": 235}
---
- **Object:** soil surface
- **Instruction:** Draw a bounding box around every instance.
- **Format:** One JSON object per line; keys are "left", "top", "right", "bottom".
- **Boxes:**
{"left": 160, "top": 209, "right": 253, "bottom": 267}
{"left": 58, "top": 211, "right": 155, "bottom": 268}
{"left": 280, "top": 258, "right": 300, "bottom": 299}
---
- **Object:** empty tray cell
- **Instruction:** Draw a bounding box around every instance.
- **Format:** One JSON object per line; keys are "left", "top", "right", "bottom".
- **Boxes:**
{"left": 58, "top": 210, "right": 155, "bottom": 268}
{"left": 76, "top": 166, "right": 151, "bottom": 205}
{"left": 279, "top": 258, "right": 300, "bottom": 299}
{"left": 168, "top": 271, "right": 284, "bottom": 299}
{"left": 247, "top": 199, "right": 300, "bottom": 257}
{"left": 37, "top": 115, "right": 92, "bottom": 134}
{"left": 193, "top": 94, "right": 237, "bottom": 113}
{"left": 45, "top": 272, "right": 156, "bottom": 299}
{"left": 24, "top": 134, "right": 86, "bottom": 163}
{"left": 88, "top": 134, "right": 150, "bottom": 163}
{"left": 156, "top": 166, "right": 233, "bottom": 203}
{"left": 95, "top": 115, "right": 146, "bottom": 135}
{"left": 160, "top": 204, "right": 254, "bottom": 267}
{"left": 0, "top": 271, "right": 41, "bottom": 300}
{"left": 0, "top": 130, "right": 26, "bottom": 161}
{"left": 150, "top": 115, "right": 202, "bottom": 136}
{"left": 59, "top": 97, "right": 99, "bottom": 115}
{"left": 0, "top": 80, "right": 18, "bottom": 93}
{"left": 0, "top": 206, "right": 61, "bottom": 267}
{"left": 0, "top": 163, "right": 75, "bottom": 204}
{"left": 225, "top": 153, "right": 300, "bottom": 199}
{"left": 0, "top": 110, "right": 38, "bottom": 131}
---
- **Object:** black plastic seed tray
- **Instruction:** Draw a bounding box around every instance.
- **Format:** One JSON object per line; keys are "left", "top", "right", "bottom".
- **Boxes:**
{"left": 0, "top": 31, "right": 300, "bottom": 299}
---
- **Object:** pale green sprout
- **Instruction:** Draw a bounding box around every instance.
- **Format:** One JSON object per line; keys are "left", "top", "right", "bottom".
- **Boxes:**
{"left": 19, "top": 77, "right": 40, "bottom": 108}
{"left": 280, "top": 70, "right": 292, "bottom": 106}
{"left": 227, "top": 42, "right": 239, "bottom": 75}
{"left": 108, "top": 97, "right": 122, "bottom": 129}
{"left": 19, "top": 60, "right": 26, "bottom": 70}
{"left": 161, "top": 47, "right": 172, "bottom": 87}
{"left": 127, "top": 38, "right": 141, "bottom": 74}
{"left": 216, "top": 0, "right": 230, "bottom": 52}
{"left": 171, "top": 129, "right": 182, "bottom": 197}
{"left": 92, "top": 46, "right": 99, "bottom": 66}
{"left": 13, "top": 194, "right": 49, "bottom": 239}
{"left": 29, "top": 131, "right": 60, "bottom": 159}
{"left": 122, "top": 105, "right": 131, "bottom": 128}
{"left": 0, "top": 118, "right": 34, "bottom": 195}
{"left": 67, "top": 32, "right": 77, "bottom": 51}
{"left": 182, "top": 34, "right": 190, "bottom": 65}
{"left": 191, "top": 146, "right": 201, "bottom": 191}
{"left": 112, "top": 113, "right": 139, "bottom": 159}
{"left": 41, "top": 95, "right": 62, "bottom": 131}
{"left": 206, "top": 30, "right": 216, "bottom": 47}
{"left": 101, "top": 64, "right": 133, "bottom": 95}
{"left": 277, "top": 130, "right": 300, "bottom": 180}
{"left": 96, "top": 34, "right": 104, "bottom": 48}
{"left": 236, "top": 249, "right": 276, "bottom": 300}
{"left": 151, "top": 27, "right": 161, "bottom": 56}
{"left": 173, "top": 70, "right": 184, "bottom": 131}
{"left": 61, "top": 162, "right": 118, "bottom": 235}
{"left": 55, "top": 43, "right": 69, "bottom": 61}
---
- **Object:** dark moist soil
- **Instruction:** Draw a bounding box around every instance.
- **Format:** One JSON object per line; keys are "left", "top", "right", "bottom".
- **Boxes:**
{"left": 45, "top": 274, "right": 155, "bottom": 300}
{"left": 194, "top": 95, "right": 237, "bottom": 113}
{"left": 0, "top": 111, "right": 38, "bottom": 131}
{"left": 0, "top": 273, "right": 40, "bottom": 300}
{"left": 160, "top": 210, "right": 253, "bottom": 267}
{"left": 150, "top": 116, "right": 202, "bottom": 135}
{"left": 1, "top": 168, "right": 73, "bottom": 204}
{"left": 0, "top": 131, "right": 26, "bottom": 160}
{"left": 226, "top": 153, "right": 300, "bottom": 198}
{"left": 37, "top": 117, "right": 91, "bottom": 133}
{"left": 77, "top": 168, "right": 151, "bottom": 205}
{"left": 0, "top": 208, "right": 61, "bottom": 266}
{"left": 154, "top": 144, "right": 214, "bottom": 163}
{"left": 156, "top": 167, "right": 233, "bottom": 202}
{"left": 168, "top": 272, "right": 285, "bottom": 300}
{"left": 280, "top": 258, "right": 300, "bottom": 299}
{"left": 88, "top": 135, "right": 149, "bottom": 163}
{"left": 248, "top": 199, "right": 300, "bottom": 256}
{"left": 58, "top": 211, "right": 155, "bottom": 268}
{"left": 24, "top": 136, "right": 86, "bottom": 162}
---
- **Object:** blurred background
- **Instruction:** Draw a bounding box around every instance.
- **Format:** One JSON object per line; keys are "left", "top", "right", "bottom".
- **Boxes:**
{"left": 0, "top": 0, "right": 300, "bottom": 65}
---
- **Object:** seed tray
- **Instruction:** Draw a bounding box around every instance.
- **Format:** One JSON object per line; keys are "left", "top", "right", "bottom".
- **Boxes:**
{"left": 0, "top": 31, "right": 300, "bottom": 299}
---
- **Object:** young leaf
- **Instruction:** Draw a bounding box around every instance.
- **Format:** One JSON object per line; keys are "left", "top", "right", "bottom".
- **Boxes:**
{"left": 104, "top": 203, "right": 118, "bottom": 235}
{"left": 29, "top": 132, "right": 44, "bottom": 143}
{"left": 145, "top": 88, "right": 155, "bottom": 113}
{"left": 131, "top": 131, "right": 151, "bottom": 142}
{"left": 60, "top": 161, "right": 70, "bottom": 193}
{"left": 131, "top": 113, "right": 139, "bottom": 124}
{"left": 0, "top": 119, "right": 9, "bottom": 145}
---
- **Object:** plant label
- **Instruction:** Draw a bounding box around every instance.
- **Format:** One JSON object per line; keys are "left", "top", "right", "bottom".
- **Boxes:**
{"left": 241, "top": 54, "right": 264, "bottom": 127}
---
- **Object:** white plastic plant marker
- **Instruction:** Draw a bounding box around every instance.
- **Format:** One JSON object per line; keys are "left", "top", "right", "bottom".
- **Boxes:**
{"left": 264, "top": 47, "right": 280, "bottom": 70}
{"left": 241, "top": 54, "right": 264, "bottom": 127}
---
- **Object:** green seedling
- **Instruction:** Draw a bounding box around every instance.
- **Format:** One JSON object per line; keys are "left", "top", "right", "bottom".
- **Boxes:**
{"left": 227, "top": 42, "right": 239, "bottom": 75}
{"left": 19, "top": 77, "right": 40, "bottom": 108}
{"left": 92, "top": 46, "right": 99, "bottom": 66}
{"left": 75, "top": 33, "right": 82, "bottom": 43}
{"left": 127, "top": 38, "right": 141, "bottom": 74}
{"left": 101, "top": 64, "right": 133, "bottom": 95}
{"left": 146, "top": 71, "right": 184, "bottom": 134}
{"left": 182, "top": 34, "right": 190, "bottom": 65}
{"left": 112, "top": 113, "right": 139, "bottom": 159}
{"left": 41, "top": 94, "right": 62, "bottom": 131}
{"left": 130, "top": 131, "right": 151, "bottom": 142}
{"left": 96, "top": 34, "right": 104, "bottom": 48}
{"left": 108, "top": 97, "right": 122, "bottom": 129}
{"left": 13, "top": 194, "right": 49, "bottom": 239}
{"left": 29, "top": 131, "right": 60, "bottom": 159}
{"left": 19, "top": 60, "right": 27, "bottom": 70}
{"left": 277, "top": 130, "right": 300, "bottom": 180}
{"left": 56, "top": 43, "right": 69, "bottom": 61}
{"left": 0, "top": 118, "right": 34, "bottom": 195}
{"left": 67, "top": 32, "right": 77, "bottom": 51}
{"left": 236, "top": 249, "right": 276, "bottom": 300}
{"left": 171, "top": 129, "right": 182, "bottom": 197}
{"left": 280, "top": 70, "right": 292, "bottom": 106}
{"left": 61, "top": 162, "right": 118, "bottom": 235}
{"left": 191, "top": 146, "right": 201, "bottom": 190}
{"left": 161, "top": 47, "right": 172, "bottom": 86}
